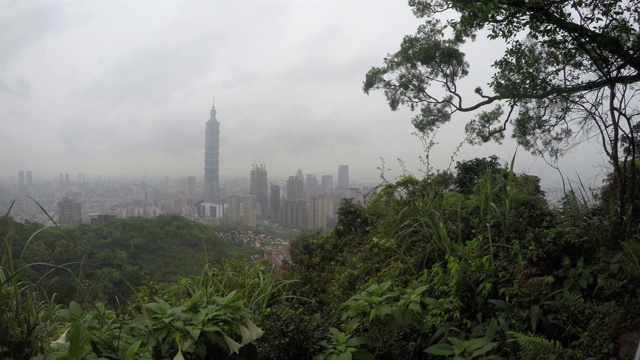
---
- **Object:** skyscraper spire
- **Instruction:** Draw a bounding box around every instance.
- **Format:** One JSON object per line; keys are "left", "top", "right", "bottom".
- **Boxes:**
{"left": 210, "top": 97, "right": 217, "bottom": 119}
{"left": 204, "top": 98, "right": 220, "bottom": 202}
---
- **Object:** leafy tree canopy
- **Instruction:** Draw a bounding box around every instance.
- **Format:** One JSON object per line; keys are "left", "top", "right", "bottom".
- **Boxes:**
{"left": 3, "top": 215, "right": 256, "bottom": 306}
{"left": 454, "top": 155, "right": 501, "bottom": 194}
{"left": 364, "top": 0, "right": 640, "bottom": 160}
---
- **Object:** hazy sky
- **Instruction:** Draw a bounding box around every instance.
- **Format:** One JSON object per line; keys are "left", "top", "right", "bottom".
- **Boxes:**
{"left": 1, "top": 0, "right": 607, "bottom": 187}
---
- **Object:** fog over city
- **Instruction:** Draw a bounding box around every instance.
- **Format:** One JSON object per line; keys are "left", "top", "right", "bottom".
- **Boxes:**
{"left": 1, "top": 0, "right": 607, "bottom": 188}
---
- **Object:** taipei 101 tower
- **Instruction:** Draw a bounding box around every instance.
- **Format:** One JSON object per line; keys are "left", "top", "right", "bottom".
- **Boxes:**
{"left": 204, "top": 97, "right": 220, "bottom": 202}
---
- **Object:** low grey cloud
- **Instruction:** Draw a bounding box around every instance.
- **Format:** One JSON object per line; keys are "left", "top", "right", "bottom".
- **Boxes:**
{"left": 83, "top": 42, "right": 213, "bottom": 104}
{"left": 0, "top": 0, "right": 603, "bottom": 187}
{"left": 0, "top": 2, "right": 60, "bottom": 70}
{"left": 0, "top": 77, "right": 31, "bottom": 100}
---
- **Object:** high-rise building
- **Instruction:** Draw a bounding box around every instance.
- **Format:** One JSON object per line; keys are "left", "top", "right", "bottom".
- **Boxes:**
{"left": 227, "top": 195, "right": 242, "bottom": 225}
{"left": 270, "top": 183, "right": 281, "bottom": 222}
{"left": 227, "top": 195, "right": 256, "bottom": 227}
{"left": 287, "top": 172, "right": 305, "bottom": 200}
{"left": 242, "top": 195, "right": 257, "bottom": 227}
{"left": 26, "top": 171, "right": 32, "bottom": 187}
{"left": 250, "top": 165, "right": 268, "bottom": 211}
{"left": 308, "top": 194, "right": 334, "bottom": 231}
{"left": 186, "top": 176, "right": 196, "bottom": 199}
{"left": 204, "top": 98, "right": 220, "bottom": 202}
{"left": 305, "top": 174, "right": 319, "bottom": 197}
{"left": 283, "top": 199, "right": 307, "bottom": 228}
{"left": 58, "top": 197, "right": 82, "bottom": 228}
{"left": 270, "top": 184, "right": 281, "bottom": 212}
{"left": 338, "top": 165, "right": 349, "bottom": 188}
{"left": 321, "top": 175, "right": 333, "bottom": 193}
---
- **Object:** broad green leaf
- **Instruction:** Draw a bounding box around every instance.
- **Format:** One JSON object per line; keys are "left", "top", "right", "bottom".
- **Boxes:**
{"left": 346, "top": 337, "right": 368, "bottom": 347}
{"left": 67, "top": 323, "right": 91, "bottom": 360}
{"left": 424, "top": 297, "right": 440, "bottom": 308}
{"left": 466, "top": 337, "right": 490, "bottom": 352}
{"left": 424, "top": 343, "right": 454, "bottom": 356}
{"left": 69, "top": 301, "right": 83, "bottom": 320}
{"left": 185, "top": 325, "right": 201, "bottom": 341}
{"left": 447, "top": 337, "right": 464, "bottom": 349}
{"left": 470, "top": 342, "right": 497, "bottom": 358}
{"left": 146, "top": 301, "right": 171, "bottom": 316}
{"left": 409, "top": 301, "right": 422, "bottom": 313}
{"left": 124, "top": 340, "right": 142, "bottom": 360}
{"left": 129, "top": 314, "right": 150, "bottom": 328}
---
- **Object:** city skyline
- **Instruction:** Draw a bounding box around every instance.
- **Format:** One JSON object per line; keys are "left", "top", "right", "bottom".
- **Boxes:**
{"left": 0, "top": 1, "right": 608, "bottom": 189}
{"left": 0, "top": 155, "right": 569, "bottom": 229}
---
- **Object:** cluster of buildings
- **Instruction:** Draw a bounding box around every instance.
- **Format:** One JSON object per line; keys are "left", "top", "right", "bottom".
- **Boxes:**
{"left": 1, "top": 174, "right": 202, "bottom": 226}
{"left": 197, "top": 99, "right": 368, "bottom": 232}
{"left": 3, "top": 99, "right": 372, "bottom": 233}
{"left": 218, "top": 230, "right": 291, "bottom": 266}
{"left": 201, "top": 163, "right": 359, "bottom": 231}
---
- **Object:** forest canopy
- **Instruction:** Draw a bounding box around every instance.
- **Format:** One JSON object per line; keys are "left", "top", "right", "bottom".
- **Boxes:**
{"left": 364, "top": 0, "right": 640, "bottom": 234}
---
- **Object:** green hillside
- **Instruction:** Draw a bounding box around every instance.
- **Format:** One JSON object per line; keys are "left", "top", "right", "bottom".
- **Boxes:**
{"left": 3, "top": 214, "right": 257, "bottom": 306}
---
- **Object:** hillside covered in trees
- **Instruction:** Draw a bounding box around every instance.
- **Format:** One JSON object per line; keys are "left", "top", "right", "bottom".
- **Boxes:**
{"left": 2, "top": 215, "right": 258, "bottom": 306}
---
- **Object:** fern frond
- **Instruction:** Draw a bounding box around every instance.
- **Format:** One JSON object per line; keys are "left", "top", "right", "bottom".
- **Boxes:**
{"left": 509, "top": 332, "right": 564, "bottom": 360}
{"left": 560, "top": 290, "right": 585, "bottom": 314}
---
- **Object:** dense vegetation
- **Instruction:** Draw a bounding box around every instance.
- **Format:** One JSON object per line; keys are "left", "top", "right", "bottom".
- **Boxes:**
{"left": 2, "top": 157, "right": 640, "bottom": 359}
{"left": 281, "top": 161, "right": 640, "bottom": 359}
{"left": 2, "top": 215, "right": 257, "bottom": 307}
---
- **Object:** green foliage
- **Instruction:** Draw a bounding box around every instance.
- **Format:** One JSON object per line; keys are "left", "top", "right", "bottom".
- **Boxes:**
{"left": 130, "top": 291, "right": 260, "bottom": 359}
{"left": 283, "top": 159, "right": 640, "bottom": 359}
{"left": 343, "top": 281, "right": 400, "bottom": 330}
{"left": 6, "top": 214, "right": 255, "bottom": 306}
{"left": 36, "top": 261, "right": 279, "bottom": 360}
{"left": 453, "top": 156, "right": 501, "bottom": 195}
{"left": 509, "top": 332, "right": 564, "bottom": 360}
{"left": 314, "top": 328, "right": 372, "bottom": 360}
{"left": 257, "top": 300, "right": 327, "bottom": 360}
{"left": 622, "top": 238, "right": 640, "bottom": 288}
{"left": 1, "top": 200, "right": 275, "bottom": 360}
{"left": 598, "top": 158, "right": 640, "bottom": 239}
{"left": 424, "top": 336, "right": 498, "bottom": 360}
{"left": 332, "top": 198, "right": 374, "bottom": 239}
{"left": 0, "top": 200, "right": 68, "bottom": 360}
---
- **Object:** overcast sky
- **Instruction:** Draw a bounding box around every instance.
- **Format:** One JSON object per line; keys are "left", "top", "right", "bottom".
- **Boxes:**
{"left": 0, "top": 0, "right": 607, "bottom": 188}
